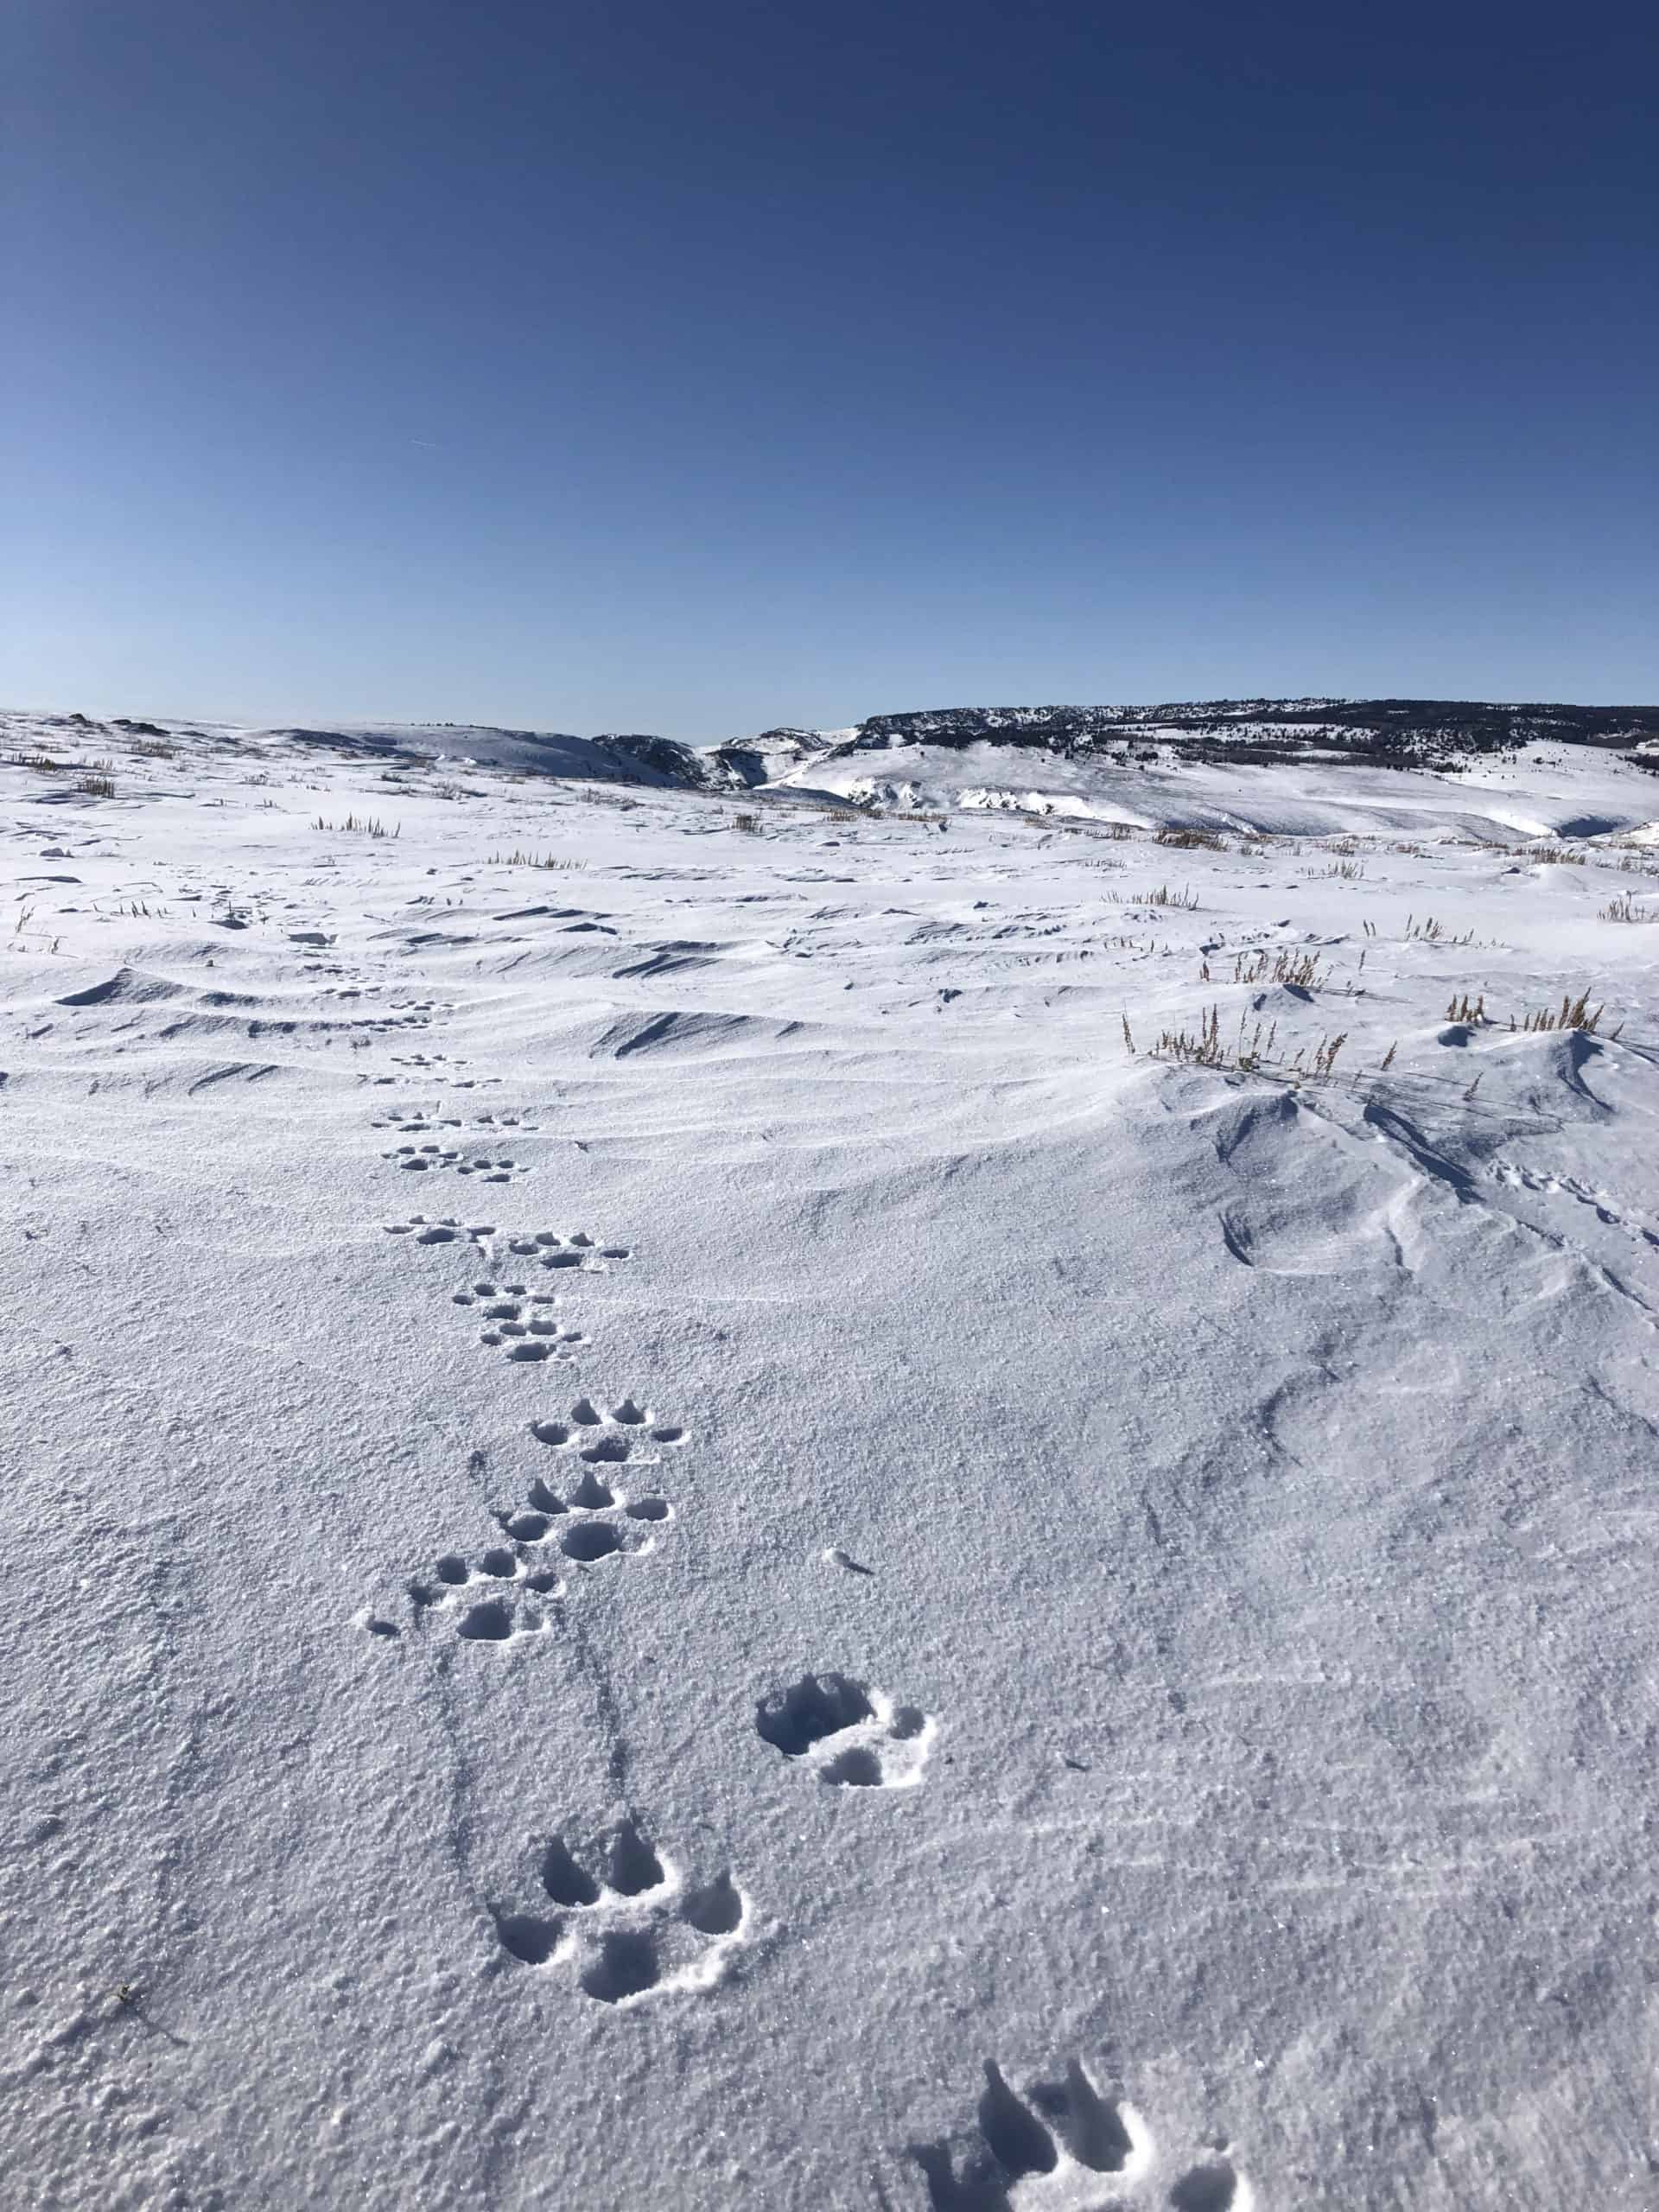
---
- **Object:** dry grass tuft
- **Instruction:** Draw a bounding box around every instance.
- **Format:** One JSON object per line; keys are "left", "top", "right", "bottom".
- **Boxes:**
{"left": 1406, "top": 914, "right": 1473, "bottom": 944}
{"left": 1511, "top": 992, "right": 1614, "bottom": 1035}
{"left": 1142, "top": 1004, "right": 1347, "bottom": 1079}
{"left": 1231, "top": 948, "right": 1325, "bottom": 990}
{"left": 314, "top": 813, "right": 398, "bottom": 837}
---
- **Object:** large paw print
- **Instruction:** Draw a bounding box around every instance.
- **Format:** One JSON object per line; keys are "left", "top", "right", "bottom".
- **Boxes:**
{"left": 497, "top": 1228, "right": 631, "bottom": 1269}
{"left": 531, "top": 1395, "right": 686, "bottom": 1462}
{"left": 383, "top": 1213, "right": 495, "bottom": 1245}
{"left": 755, "top": 1671, "right": 936, "bottom": 1789}
{"left": 372, "top": 1110, "right": 540, "bottom": 1134}
{"left": 420, "top": 1548, "right": 563, "bottom": 1645}
{"left": 492, "top": 1819, "right": 752, "bottom": 2004}
{"left": 385, "top": 1141, "right": 461, "bottom": 1170}
{"left": 383, "top": 1141, "right": 529, "bottom": 1183}
{"left": 450, "top": 1280, "right": 589, "bottom": 1361}
{"left": 914, "top": 2057, "right": 1252, "bottom": 2212}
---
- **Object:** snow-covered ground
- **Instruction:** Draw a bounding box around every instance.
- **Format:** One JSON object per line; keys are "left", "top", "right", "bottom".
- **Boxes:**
{"left": 3, "top": 710, "right": 1659, "bottom": 2210}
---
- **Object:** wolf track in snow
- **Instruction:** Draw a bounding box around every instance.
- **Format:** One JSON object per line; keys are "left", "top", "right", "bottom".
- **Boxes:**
{"left": 755, "top": 1671, "right": 936, "bottom": 1789}
{"left": 530, "top": 1395, "right": 687, "bottom": 1458}
{"left": 451, "top": 1280, "right": 589, "bottom": 1360}
{"left": 491, "top": 1819, "right": 752, "bottom": 2004}
{"left": 914, "top": 2056, "right": 1252, "bottom": 2212}
{"left": 383, "top": 1141, "right": 529, "bottom": 1180}
{"left": 371, "top": 1109, "right": 539, "bottom": 1134}
{"left": 383, "top": 1212, "right": 495, "bottom": 1245}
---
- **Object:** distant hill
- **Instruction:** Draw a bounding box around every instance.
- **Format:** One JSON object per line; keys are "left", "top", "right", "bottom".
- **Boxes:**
{"left": 728, "top": 699, "right": 1659, "bottom": 785}
{"left": 15, "top": 698, "right": 1659, "bottom": 798}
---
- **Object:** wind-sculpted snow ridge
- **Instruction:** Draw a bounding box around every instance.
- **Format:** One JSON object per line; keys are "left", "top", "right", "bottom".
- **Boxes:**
{"left": 4, "top": 704, "right": 1659, "bottom": 2209}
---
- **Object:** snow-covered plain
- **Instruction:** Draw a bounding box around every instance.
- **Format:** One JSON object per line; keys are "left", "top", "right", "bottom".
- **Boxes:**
{"left": 4, "top": 709, "right": 1659, "bottom": 2210}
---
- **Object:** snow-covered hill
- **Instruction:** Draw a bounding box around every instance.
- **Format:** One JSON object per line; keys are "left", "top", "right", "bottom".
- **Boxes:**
{"left": 4, "top": 707, "right": 1659, "bottom": 2209}
{"left": 18, "top": 695, "right": 1659, "bottom": 815}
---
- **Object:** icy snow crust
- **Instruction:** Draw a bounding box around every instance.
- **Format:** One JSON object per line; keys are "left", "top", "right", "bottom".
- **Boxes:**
{"left": 3, "top": 708, "right": 1659, "bottom": 2209}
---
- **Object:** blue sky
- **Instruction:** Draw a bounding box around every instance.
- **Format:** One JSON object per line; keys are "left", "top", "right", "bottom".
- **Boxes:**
{"left": 7, "top": 0, "right": 1656, "bottom": 736}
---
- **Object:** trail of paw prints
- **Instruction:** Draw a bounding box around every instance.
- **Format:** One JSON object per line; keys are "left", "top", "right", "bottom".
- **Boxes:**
{"left": 914, "top": 2059, "right": 1252, "bottom": 2212}
{"left": 383, "top": 1402, "right": 684, "bottom": 1643}
{"left": 382, "top": 1141, "right": 531, "bottom": 1183}
{"left": 1491, "top": 1158, "right": 1659, "bottom": 1249}
{"left": 491, "top": 1819, "right": 752, "bottom": 2005}
{"left": 756, "top": 1671, "right": 936, "bottom": 1789}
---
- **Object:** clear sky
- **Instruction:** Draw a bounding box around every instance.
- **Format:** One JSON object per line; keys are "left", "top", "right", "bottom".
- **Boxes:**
{"left": 6, "top": 0, "right": 1656, "bottom": 738}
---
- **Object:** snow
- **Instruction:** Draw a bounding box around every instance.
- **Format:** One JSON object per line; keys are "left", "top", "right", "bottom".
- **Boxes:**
{"left": 3, "top": 707, "right": 1659, "bottom": 2209}
{"left": 774, "top": 733, "right": 1659, "bottom": 845}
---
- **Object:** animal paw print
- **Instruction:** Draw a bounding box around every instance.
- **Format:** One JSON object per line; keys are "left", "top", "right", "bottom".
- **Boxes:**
{"left": 383, "top": 1213, "right": 495, "bottom": 1245}
{"left": 755, "top": 1672, "right": 936, "bottom": 1789}
{"left": 455, "top": 1154, "right": 528, "bottom": 1183}
{"left": 452, "top": 1281, "right": 588, "bottom": 1361}
{"left": 496, "top": 1228, "right": 631, "bottom": 1269}
{"left": 531, "top": 1395, "right": 686, "bottom": 1462}
{"left": 386, "top": 1051, "right": 499, "bottom": 1090}
{"left": 914, "top": 2058, "right": 1252, "bottom": 2212}
{"left": 372, "top": 1110, "right": 541, "bottom": 1134}
{"left": 382, "top": 1141, "right": 529, "bottom": 1182}
{"left": 491, "top": 1819, "right": 751, "bottom": 2005}
{"left": 418, "top": 1543, "right": 564, "bottom": 1644}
